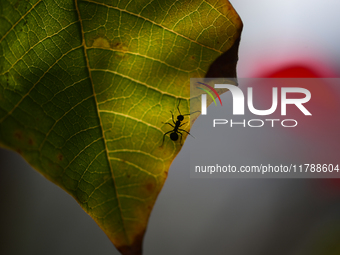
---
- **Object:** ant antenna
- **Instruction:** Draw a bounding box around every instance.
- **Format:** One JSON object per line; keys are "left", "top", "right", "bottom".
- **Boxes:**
{"left": 177, "top": 99, "right": 182, "bottom": 115}
{"left": 177, "top": 98, "right": 200, "bottom": 116}
{"left": 182, "top": 110, "right": 200, "bottom": 116}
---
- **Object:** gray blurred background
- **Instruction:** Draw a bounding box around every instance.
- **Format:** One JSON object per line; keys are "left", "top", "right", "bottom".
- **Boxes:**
{"left": 2, "top": 0, "right": 340, "bottom": 254}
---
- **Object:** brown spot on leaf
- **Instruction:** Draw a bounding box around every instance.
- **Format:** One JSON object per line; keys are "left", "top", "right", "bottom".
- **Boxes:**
{"left": 112, "top": 41, "right": 128, "bottom": 51}
{"left": 91, "top": 37, "right": 129, "bottom": 57}
{"left": 14, "top": 0, "right": 20, "bottom": 9}
{"left": 112, "top": 41, "right": 129, "bottom": 58}
{"left": 14, "top": 131, "right": 22, "bottom": 140}
{"left": 145, "top": 182, "right": 155, "bottom": 193}
{"left": 28, "top": 138, "right": 33, "bottom": 145}
{"left": 57, "top": 153, "right": 63, "bottom": 161}
{"left": 190, "top": 55, "right": 195, "bottom": 60}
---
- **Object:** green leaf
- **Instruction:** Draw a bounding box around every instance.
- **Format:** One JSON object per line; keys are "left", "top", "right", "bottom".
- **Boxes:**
{"left": 0, "top": 0, "right": 242, "bottom": 254}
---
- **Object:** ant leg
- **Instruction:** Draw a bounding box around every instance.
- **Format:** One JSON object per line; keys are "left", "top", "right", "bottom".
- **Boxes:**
{"left": 162, "top": 122, "right": 175, "bottom": 127}
{"left": 177, "top": 131, "right": 183, "bottom": 145}
{"left": 178, "top": 128, "right": 195, "bottom": 138}
{"left": 170, "top": 111, "right": 176, "bottom": 124}
{"left": 161, "top": 130, "right": 173, "bottom": 147}
{"left": 179, "top": 122, "right": 187, "bottom": 127}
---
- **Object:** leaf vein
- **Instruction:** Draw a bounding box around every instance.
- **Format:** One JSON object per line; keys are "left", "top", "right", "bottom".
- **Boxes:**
{"left": 0, "top": 44, "right": 83, "bottom": 124}
{"left": 109, "top": 156, "right": 159, "bottom": 178}
{"left": 82, "top": 0, "right": 222, "bottom": 53}
{"left": 98, "top": 109, "right": 163, "bottom": 133}
{"left": 0, "top": 0, "right": 43, "bottom": 44}
{"left": 91, "top": 68, "right": 186, "bottom": 99}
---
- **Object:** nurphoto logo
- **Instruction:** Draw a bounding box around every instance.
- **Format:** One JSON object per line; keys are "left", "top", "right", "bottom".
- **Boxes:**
{"left": 198, "top": 83, "right": 312, "bottom": 128}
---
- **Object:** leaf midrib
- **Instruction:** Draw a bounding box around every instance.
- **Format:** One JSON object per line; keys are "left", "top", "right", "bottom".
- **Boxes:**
{"left": 74, "top": 0, "right": 130, "bottom": 244}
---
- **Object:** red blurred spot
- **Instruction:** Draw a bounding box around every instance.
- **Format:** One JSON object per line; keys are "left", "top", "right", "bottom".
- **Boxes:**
{"left": 256, "top": 63, "right": 340, "bottom": 191}
{"left": 265, "top": 65, "right": 321, "bottom": 78}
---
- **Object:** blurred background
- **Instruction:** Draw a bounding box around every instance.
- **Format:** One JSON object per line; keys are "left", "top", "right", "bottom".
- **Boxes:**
{"left": 1, "top": 0, "right": 340, "bottom": 254}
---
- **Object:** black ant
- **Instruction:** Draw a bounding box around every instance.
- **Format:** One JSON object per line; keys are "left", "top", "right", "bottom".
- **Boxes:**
{"left": 161, "top": 99, "right": 200, "bottom": 146}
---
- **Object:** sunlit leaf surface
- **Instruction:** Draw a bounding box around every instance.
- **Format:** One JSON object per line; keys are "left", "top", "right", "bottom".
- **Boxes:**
{"left": 0, "top": 0, "right": 242, "bottom": 253}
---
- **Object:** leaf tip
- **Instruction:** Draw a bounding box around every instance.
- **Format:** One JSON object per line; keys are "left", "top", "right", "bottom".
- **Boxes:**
{"left": 116, "top": 231, "right": 145, "bottom": 255}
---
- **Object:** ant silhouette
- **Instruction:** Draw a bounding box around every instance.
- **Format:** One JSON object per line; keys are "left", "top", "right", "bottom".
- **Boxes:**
{"left": 161, "top": 99, "right": 200, "bottom": 146}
